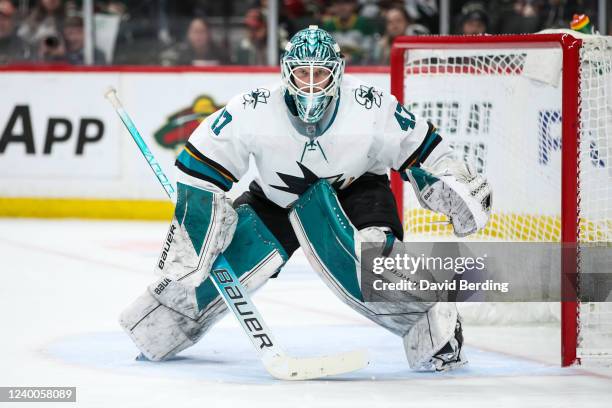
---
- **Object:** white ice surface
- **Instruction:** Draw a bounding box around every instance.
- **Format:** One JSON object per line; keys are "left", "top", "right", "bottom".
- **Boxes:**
{"left": 1, "top": 218, "right": 611, "bottom": 407}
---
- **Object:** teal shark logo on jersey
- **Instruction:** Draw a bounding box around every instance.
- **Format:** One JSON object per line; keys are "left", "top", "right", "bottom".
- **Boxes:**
{"left": 354, "top": 85, "right": 382, "bottom": 109}
{"left": 271, "top": 162, "right": 345, "bottom": 195}
{"left": 242, "top": 88, "right": 270, "bottom": 109}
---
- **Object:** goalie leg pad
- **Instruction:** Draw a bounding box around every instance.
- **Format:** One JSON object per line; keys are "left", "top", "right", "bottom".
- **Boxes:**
{"left": 402, "top": 302, "right": 461, "bottom": 369}
{"left": 120, "top": 205, "right": 288, "bottom": 361}
{"left": 156, "top": 181, "right": 237, "bottom": 287}
{"left": 289, "top": 180, "right": 363, "bottom": 302}
{"left": 289, "top": 180, "right": 443, "bottom": 338}
{"left": 119, "top": 288, "right": 207, "bottom": 361}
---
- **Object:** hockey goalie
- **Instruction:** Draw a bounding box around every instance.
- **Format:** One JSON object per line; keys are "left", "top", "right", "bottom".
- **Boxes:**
{"left": 119, "top": 26, "right": 492, "bottom": 373}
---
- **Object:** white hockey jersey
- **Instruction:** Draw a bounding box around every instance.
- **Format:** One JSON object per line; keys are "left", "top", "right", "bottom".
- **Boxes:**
{"left": 177, "top": 75, "right": 443, "bottom": 208}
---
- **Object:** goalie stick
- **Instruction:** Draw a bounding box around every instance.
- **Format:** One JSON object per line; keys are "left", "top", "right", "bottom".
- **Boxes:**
{"left": 104, "top": 88, "right": 369, "bottom": 380}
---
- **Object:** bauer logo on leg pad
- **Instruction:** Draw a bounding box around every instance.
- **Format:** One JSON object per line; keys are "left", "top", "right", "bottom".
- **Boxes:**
{"left": 158, "top": 224, "right": 177, "bottom": 270}
{"left": 153, "top": 277, "right": 172, "bottom": 295}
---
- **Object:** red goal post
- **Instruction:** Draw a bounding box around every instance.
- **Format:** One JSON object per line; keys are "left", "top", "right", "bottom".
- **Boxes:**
{"left": 389, "top": 32, "right": 612, "bottom": 367}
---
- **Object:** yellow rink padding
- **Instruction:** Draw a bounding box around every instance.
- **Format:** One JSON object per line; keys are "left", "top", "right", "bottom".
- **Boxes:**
{"left": 0, "top": 198, "right": 173, "bottom": 220}
{"left": 404, "top": 208, "right": 612, "bottom": 242}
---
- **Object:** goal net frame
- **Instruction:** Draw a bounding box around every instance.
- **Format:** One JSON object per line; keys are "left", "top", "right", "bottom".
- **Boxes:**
{"left": 389, "top": 32, "right": 608, "bottom": 367}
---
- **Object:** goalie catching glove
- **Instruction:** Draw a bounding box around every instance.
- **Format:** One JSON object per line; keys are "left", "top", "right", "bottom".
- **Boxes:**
{"left": 404, "top": 154, "right": 492, "bottom": 237}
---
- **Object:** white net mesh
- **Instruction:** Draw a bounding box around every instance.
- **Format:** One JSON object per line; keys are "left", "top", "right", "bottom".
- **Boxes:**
{"left": 397, "top": 33, "right": 612, "bottom": 364}
{"left": 402, "top": 46, "right": 564, "bottom": 241}
{"left": 576, "top": 34, "right": 612, "bottom": 361}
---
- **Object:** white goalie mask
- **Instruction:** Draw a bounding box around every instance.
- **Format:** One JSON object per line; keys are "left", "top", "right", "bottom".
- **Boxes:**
{"left": 281, "top": 26, "right": 344, "bottom": 124}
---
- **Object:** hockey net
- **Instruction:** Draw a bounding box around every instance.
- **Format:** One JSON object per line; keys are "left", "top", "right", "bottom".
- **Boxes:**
{"left": 390, "top": 31, "right": 612, "bottom": 366}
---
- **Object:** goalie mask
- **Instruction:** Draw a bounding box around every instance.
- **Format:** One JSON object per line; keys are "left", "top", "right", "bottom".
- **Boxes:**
{"left": 281, "top": 26, "right": 344, "bottom": 124}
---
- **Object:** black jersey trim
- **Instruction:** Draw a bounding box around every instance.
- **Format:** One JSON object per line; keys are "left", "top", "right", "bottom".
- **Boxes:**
{"left": 175, "top": 161, "right": 231, "bottom": 192}
{"left": 185, "top": 142, "right": 238, "bottom": 182}
{"left": 398, "top": 122, "right": 442, "bottom": 171}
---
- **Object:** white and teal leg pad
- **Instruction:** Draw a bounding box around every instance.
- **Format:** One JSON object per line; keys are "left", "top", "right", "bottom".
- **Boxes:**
{"left": 289, "top": 180, "right": 364, "bottom": 302}
{"left": 155, "top": 182, "right": 237, "bottom": 288}
{"left": 402, "top": 302, "right": 459, "bottom": 369}
{"left": 289, "top": 180, "right": 459, "bottom": 369}
{"left": 119, "top": 205, "right": 288, "bottom": 361}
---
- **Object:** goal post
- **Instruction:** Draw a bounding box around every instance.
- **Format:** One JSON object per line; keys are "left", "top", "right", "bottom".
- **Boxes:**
{"left": 389, "top": 32, "right": 612, "bottom": 367}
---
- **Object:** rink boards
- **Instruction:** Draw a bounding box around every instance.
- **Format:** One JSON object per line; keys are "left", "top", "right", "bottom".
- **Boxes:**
{"left": 0, "top": 67, "right": 388, "bottom": 218}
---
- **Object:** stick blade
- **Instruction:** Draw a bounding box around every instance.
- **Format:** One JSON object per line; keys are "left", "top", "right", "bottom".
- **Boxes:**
{"left": 263, "top": 349, "right": 369, "bottom": 381}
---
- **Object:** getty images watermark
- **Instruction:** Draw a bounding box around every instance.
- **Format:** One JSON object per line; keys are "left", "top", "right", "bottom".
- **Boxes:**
{"left": 360, "top": 242, "right": 612, "bottom": 303}
{"left": 370, "top": 252, "right": 509, "bottom": 294}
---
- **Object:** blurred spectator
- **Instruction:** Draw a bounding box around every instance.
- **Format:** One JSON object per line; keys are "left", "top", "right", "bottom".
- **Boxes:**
{"left": 281, "top": 0, "right": 321, "bottom": 37}
{"left": 160, "top": 17, "right": 228, "bottom": 66}
{"left": 234, "top": 8, "right": 268, "bottom": 65}
{"left": 404, "top": 0, "right": 439, "bottom": 33}
{"left": 540, "top": 0, "right": 569, "bottom": 29}
{"left": 62, "top": 15, "right": 105, "bottom": 64}
{"left": 359, "top": 0, "right": 381, "bottom": 20}
{"left": 322, "top": 0, "right": 376, "bottom": 64}
{"left": 372, "top": 5, "right": 429, "bottom": 64}
{"left": 36, "top": 28, "right": 65, "bottom": 62}
{"left": 458, "top": 1, "right": 489, "bottom": 34}
{"left": 357, "top": 0, "right": 384, "bottom": 34}
{"left": 17, "top": 0, "right": 67, "bottom": 59}
{"left": 101, "top": 1, "right": 127, "bottom": 16}
{"left": 498, "top": 0, "right": 541, "bottom": 34}
{"left": 110, "top": 0, "right": 170, "bottom": 64}
{"left": 0, "top": 0, "right": 25, "bottom": 64}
